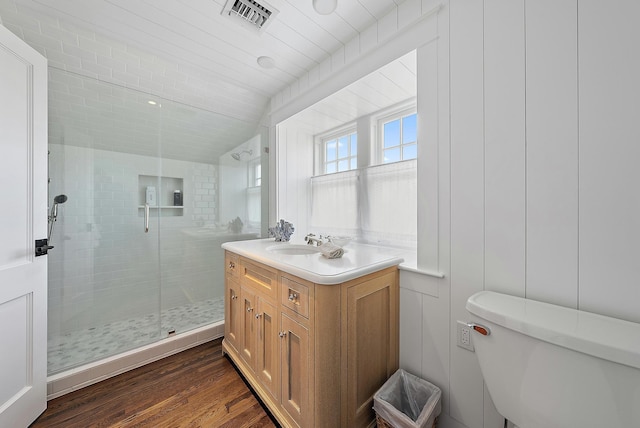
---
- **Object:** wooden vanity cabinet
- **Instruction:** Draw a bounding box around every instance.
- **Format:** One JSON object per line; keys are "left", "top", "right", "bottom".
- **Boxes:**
{"left": 224, "top": 252, "right": 241, "bottom": 352}
{"left": 237, "top": 257, "right": 281, "bottom": 402}
{"left": 279, "top": 275, "right": 314, "bottom": 427}
{"left": 256, "top": 296, "right": 279, "bottom": 400}
{"left": 280, "top": 310, "right": 311, "bottom": 427}
{"left": 222, "top": 250, "right": 399, "bottom": 428}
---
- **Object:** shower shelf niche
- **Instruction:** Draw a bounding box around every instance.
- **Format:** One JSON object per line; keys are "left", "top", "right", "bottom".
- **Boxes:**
{"left": 138, "top": 174, "right": 184, "bottom": 217}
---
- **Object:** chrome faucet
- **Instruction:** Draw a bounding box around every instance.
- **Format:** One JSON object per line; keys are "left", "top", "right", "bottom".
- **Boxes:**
{"left": 304, "top": 233, "right": 323, "bottom": 246}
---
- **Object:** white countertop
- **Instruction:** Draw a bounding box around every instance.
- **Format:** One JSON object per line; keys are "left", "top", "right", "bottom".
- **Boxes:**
{"left": 221, "top": 238, "right": 405, "bottom": 285}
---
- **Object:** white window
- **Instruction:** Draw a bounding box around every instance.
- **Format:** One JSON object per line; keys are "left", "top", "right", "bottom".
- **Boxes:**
{"left": 320, "top": 129, "right": 357, "bottom": 174}
{"left": 379, "top": 110, "right": 417, "bottom": 164}
{"left": 246, "top": 158, "right": 261, "bottom": 226}
{"left": 249, "top": 161, "right": 261, "bottom": 187}
{"left": 310, "top": 105, "right": 417, "bottom": 248}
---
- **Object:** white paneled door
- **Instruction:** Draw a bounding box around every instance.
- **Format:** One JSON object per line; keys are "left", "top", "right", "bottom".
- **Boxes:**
{"left": 0, "top": 24, "right": 48, "bottom": 427}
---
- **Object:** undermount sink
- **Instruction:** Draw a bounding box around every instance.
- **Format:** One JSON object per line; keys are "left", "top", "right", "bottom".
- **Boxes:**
{"left": 266, "top": 244, "right": 320, "bottom": 255}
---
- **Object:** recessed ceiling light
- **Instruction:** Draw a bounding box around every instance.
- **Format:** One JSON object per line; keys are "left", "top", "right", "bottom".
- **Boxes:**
{"left": 257, "top": 56, "right": 275, "bottom": 69}
{"left": 147, "top": 100, "right": 157, "bottom": 105}
{"left": 312, "top": 0, "right": 336, "bottom": 15}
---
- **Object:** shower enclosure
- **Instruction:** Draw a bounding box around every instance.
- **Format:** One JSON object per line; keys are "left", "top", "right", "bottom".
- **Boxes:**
{"left": 46, "top": 69, "right": 268, "bottom": 375}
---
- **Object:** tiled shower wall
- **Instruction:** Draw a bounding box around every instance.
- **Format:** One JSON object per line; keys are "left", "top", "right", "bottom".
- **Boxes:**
{"left": 48, "top": 143, "right": 224, "bottom": 337}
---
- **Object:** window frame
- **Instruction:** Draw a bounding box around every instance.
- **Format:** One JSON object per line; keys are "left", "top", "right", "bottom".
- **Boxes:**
{"left": 245, "top": 157, "right": 262, "bottom": 228}
{"left": 374, "top": 103, "right": 417, "bottom": 165}
{"left": 247, "top": 158, "right": 262, "bottom": 188}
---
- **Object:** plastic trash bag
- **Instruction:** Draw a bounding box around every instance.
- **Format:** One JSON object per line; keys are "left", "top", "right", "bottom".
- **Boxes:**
{"left": 373, "top": 369, "right": 442, "bottom": 428}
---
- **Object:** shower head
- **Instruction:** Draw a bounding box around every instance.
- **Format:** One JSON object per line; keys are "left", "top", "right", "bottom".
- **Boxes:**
{"left": 231, "top": 149, "right": 253, "bottom": 161}
{"left": 50, "top": 194, "right": 68, "bottom": 222}
{"left": 54, "top": 194, "right": 68, "bottom": 204}
{"left": 48, "top": 194, "right": 68, "bottom": 241}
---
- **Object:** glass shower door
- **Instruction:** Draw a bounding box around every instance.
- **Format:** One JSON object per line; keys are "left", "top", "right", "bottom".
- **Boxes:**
{"left": 47, "top": 69, "right": 269, "bottom": 375}
{"left": 47, "top": 71, "right": 164, "bottom": 374}
{"left": 156, "top": 100, "right": 268, "bottom": 337}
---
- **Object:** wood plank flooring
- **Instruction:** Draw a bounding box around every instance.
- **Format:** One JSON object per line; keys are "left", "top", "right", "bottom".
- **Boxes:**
{"left": 30, "top": 338, "right": 279, "bottom": 428}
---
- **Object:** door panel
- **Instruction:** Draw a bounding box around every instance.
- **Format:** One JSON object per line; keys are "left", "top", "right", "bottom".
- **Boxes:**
{"left": 345, "top": 272, "right": 398, "bottom": 427}
{"left": 0, "top": 294, "right": 31, "bottom": 404}
{"left": 280, "top": 313, "right": 309, "bottom": 427}
{"left": 225, "top": 276, "right": 242, "bottom": 351}
{"left": 0, "top": 23, "right": 48, "bottom": 427}
{"left": 257, "top": 298, "right": 278, "bottom": 400}
{"left": 241, "top": 287, "right": 257, "bottom": 367}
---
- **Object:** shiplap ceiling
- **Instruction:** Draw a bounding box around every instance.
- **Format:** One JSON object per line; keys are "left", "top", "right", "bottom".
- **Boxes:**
{"left": 1, "top": 0, "right": 412, "bottom": 162}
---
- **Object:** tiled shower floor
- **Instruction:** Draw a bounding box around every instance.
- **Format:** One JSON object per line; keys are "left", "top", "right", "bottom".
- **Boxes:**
{"left": 47, "top": 297, "right": 225, "bottom": 374}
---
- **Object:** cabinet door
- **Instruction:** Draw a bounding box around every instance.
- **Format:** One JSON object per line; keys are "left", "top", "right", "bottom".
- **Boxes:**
{"left": 225, "top": 276, "right": 242, "bottom": 351}
{"left": 256, "top": 298, "right": 279, "bottom": 401}
{"left": 240, "top": 286, "right": 257, "bottom": 368}
{"left": 344, "top": 271, "right": 399, "bottom": 427}
{"left": 280, "top": 313, "right": 310, "bottom": 428}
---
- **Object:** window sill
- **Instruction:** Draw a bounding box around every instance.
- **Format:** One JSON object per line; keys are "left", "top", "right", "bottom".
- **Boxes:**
{"left": 396, "top": 250, "right": 445, "bottom": 278}
{"left": 398, "top": 264, "right": 445, "bottom": 279}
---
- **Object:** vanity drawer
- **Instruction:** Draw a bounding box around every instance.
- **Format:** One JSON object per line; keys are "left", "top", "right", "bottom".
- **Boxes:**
{"left": 281, "top": 276, "right": 310, "bottom": 319}
{"left": 225, "top": 251, "right": 240, "bottom": 278}
{"left": 241, "top": 258, "right": 278, "bottom": 300}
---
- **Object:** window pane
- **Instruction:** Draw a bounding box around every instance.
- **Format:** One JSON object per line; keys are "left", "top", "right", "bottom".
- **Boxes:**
{"left": 326, "top": 162, "right": 337, "bottom": 174}
{"left": 351, "top": 134, "right": 357, "bottom": 155}
{"left": 338, "top": 159, "right": 349, "bottom": 171}
{"left": 403, "top": 143, "right": 417, "bottom": 160}
{"left": 383, "top": 147, "right": 401, "bottom": 163}
{"left": 402, "top": 114, "right": 417, "bottom": 144}
{"left": 383, "top": 119, "right": 400, "bottom": 148}
{"left": 338, "top": 136, "right": 349, "bottom": 158}
{"left": 350, "top": 157, "right": 357, "bottom": 170}
{"left": 326, "top": 140, "right": 337, "bottom": 161}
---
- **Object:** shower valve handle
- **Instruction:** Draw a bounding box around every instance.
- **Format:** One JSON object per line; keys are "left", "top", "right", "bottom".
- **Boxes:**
{"left": 144, "top": 204, "right": 150, "bottom": 233}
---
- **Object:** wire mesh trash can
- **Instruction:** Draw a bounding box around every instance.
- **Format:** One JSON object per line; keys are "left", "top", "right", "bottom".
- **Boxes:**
{"left": 373, "top": 369, "right": 442, "bottom": 428}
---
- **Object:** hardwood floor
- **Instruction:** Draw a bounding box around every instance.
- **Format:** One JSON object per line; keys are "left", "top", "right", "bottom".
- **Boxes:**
{"left": 30, "top": 338, "right": 279, "bottom": 428}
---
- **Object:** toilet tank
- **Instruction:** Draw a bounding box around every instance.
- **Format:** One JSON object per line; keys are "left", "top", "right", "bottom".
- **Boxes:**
{"left": 466, "top": 291, "right": 640, "bottom": 428}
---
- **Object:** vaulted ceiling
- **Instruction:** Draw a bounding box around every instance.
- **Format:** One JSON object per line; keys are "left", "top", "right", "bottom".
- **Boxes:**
{"left": 0, "top": 0, "right": 414, "bottom": 162}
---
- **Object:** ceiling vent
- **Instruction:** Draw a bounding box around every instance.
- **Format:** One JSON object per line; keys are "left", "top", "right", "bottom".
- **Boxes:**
{"left": 221, "top": 0, "right": 278, "bottom": 33}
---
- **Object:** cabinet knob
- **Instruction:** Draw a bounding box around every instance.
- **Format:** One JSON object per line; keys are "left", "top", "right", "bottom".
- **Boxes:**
{"left": 231, "top": 295, "right": 237, "bottom": 300}
{"left": 255, "top": 313, "right": 262, "bottom": 319}
{"left": 288, "top": 292, "right": 298, "bottom": 302}
{"left": 228, "top": 261, "right": 235, "bottom": 269}
{"left": 247, "top": 307, "right": 253, "bottom": 313}
{"left": 278, "top": 331, "right": 287, "bottom": 338}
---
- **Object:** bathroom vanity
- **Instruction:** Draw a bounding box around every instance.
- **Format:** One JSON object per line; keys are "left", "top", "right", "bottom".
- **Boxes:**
{"left": 221, "top": 239, "right": 403, "bottom": 428}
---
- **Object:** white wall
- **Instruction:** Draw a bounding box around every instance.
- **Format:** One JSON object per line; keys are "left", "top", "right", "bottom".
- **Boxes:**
{"left": 272, "top": 1, "right": 640, "bottom": 427}
{"left": 274, "top": 125, "right": 314, "bottom": 238}
{"left": 417, "top": 1, "right": 640, "bottom": 427}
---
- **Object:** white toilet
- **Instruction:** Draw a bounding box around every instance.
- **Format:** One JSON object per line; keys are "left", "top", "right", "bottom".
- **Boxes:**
{"left": 466, "top": 291, "right": 640, "bottom": 428}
